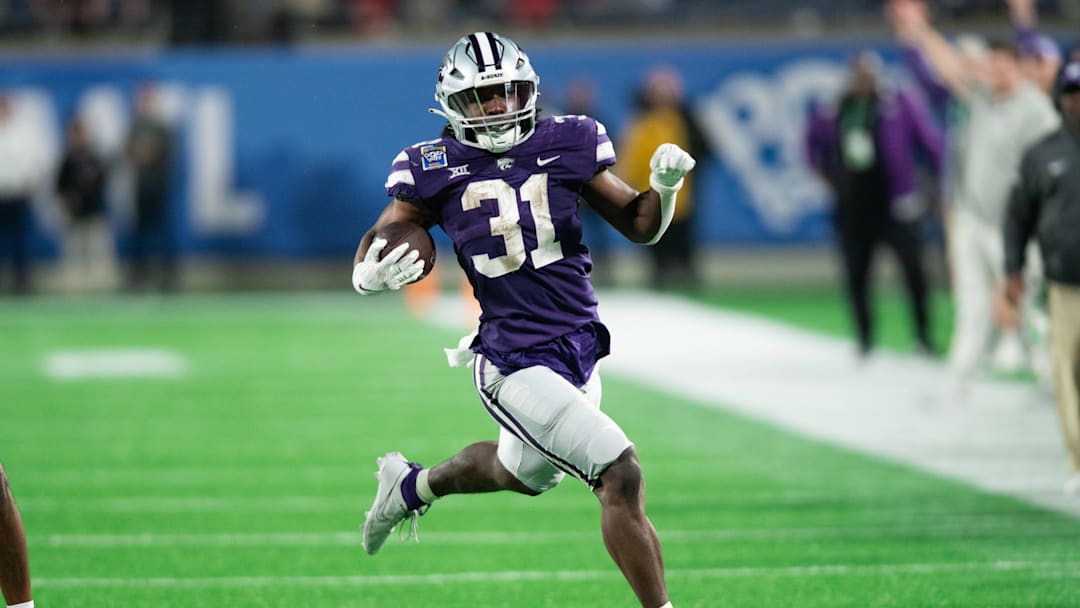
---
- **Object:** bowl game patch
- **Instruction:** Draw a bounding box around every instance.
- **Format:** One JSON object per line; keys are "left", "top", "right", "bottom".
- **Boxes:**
{"left": 421, "top": 145, "right": 448, "bottom": 171}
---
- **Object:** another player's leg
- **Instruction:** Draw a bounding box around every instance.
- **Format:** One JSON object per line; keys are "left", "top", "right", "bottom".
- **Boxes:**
{"left": 0, "top": 465, "right": 33, "bottom": 608}
{"left": 595, "top": 448, "right": 669, "bottom": 608}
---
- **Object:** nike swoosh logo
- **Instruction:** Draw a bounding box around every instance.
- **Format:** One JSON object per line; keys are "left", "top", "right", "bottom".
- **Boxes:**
{"left": 537, "top": 155, "right": 561, "bottom": 167}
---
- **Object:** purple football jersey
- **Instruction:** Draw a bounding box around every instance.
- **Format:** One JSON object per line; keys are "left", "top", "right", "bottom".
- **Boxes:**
{"left": 386, "top": 115, "right": 616, "bottom": 385}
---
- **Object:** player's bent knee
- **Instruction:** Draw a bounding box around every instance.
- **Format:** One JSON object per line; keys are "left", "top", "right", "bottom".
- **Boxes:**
{"left": 498, "top": 468, "right": 545, "bottom": 496}
{"left": 494, "top": 453, "right": 557, "bottom": 496}
{"left": 508, "top": 464, "right": 564, "bottom": 496}
{"left": 596, "top": 448, "right": 644, "bottom": 508}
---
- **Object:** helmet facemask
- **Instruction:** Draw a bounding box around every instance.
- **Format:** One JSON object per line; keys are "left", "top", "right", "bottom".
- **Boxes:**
{"left": 432, "top": 32, "right": 540, "bottom": 153}
{"left": 446, "top": 81, "right": 536, "bottom": 152}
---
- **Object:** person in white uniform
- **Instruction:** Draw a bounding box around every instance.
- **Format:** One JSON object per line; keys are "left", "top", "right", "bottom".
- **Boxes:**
{"left": 893, "top": 1, "right": 1059, "bottom": 397}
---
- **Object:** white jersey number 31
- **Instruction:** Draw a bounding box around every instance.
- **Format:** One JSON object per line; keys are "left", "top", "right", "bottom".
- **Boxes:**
{"left": 460, "top": 174, "right": 564, "bottom": 278}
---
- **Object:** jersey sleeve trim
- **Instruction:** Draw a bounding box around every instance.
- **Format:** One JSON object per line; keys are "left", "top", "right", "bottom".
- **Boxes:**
{"left": 595, "top": 120, "right": 616, "bottom": 165}
{"left": 385, "top": 149, "right": 417, "bottom": 194}
{"left": 385, "top": 169, "right": 415, "bottom": 189}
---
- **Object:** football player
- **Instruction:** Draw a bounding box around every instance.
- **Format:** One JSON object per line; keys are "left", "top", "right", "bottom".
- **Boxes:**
{"left": 352, "top": 32, "right": 695, "bottom": 608}
{"left": 0, "top": 464, "right": 32, "bottom": 608}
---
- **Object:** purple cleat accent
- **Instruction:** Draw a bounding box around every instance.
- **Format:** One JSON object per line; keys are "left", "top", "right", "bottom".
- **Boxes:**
{"left": 399, "top": 463, "right": 429, "bottom": 512}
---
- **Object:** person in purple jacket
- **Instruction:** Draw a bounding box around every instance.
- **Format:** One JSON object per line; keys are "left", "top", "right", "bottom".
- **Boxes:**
{"left": 805, "top": 51, "right": 944, "bottom": 358}
{"left": 351, "top": 32, "right": 694, "bottom": 608}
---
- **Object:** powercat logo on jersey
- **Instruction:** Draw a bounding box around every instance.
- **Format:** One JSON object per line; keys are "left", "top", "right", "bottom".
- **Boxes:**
{"left": 497, "top": 158, "right": 515, "bottom": 171}
{"left": 420, "top": 145, "right": 448, "bottom": 171}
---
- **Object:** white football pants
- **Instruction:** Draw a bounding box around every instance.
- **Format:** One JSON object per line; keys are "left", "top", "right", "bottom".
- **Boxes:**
{"left": 472, "top": 353, "right": 633, "bottom": 492}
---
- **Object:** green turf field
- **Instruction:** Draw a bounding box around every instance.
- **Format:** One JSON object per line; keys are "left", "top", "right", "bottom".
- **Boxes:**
{"left": 2, "top": 292, "right": 1078, "bottom": 607}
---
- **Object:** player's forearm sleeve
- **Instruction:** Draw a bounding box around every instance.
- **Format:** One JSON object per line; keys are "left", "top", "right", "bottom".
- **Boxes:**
{"left": 644, "top": 173, "right": 683, "bottom": 246}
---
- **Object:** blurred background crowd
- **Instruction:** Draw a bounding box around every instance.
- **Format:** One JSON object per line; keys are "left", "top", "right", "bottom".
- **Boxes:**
{"left": 0, "top": 0, "right": 1076, "bottom": 44}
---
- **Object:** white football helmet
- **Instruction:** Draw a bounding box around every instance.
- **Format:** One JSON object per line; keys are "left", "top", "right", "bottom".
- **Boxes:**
{"left": 431, "top": 32, "right": 539, "bottom": 153}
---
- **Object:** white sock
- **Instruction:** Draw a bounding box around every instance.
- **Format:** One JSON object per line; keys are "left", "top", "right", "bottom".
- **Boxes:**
{"left": 658, "top": 602, "right": 673, "bottom": 608}
{"left": 416, "top": 468, "right": 439, "bottom": 504}
{"left": 8, "top": 601, "right": 34, "bottom": 608}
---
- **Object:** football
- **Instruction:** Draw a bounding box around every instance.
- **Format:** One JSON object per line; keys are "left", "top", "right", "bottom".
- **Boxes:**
{"left": 376, "top": 221, "right": 436, "bottom": 280}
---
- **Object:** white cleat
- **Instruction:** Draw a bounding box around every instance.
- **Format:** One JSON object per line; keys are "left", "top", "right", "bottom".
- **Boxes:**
{"left": 360, "top": 451, "right": 424, "bottom": 555}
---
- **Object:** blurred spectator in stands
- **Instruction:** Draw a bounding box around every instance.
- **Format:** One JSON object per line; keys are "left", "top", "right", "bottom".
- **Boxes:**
{"left": 0, "top": 93, "right": 45, "bottom": 295}
{"left": 266, "top": 5, "right": 297, "bottom": 44}
{"left": 349, "top": 0, "right": 396, "bottom": 35}
{"left": 126, "top": 84, "right": 178, "bottom": 292}
{"left": 118, "top": 0, "right": 153, "bottom": 32}
{"left": 56, "top": 116, "right": 117, "bottom": 293}
{"left": 28, "top": 0, "right": 109, "bottom": 35}
{"left": 618, "top": 65, "right": 708, "bottom": 289}
{"left": 892, "top": 0, "right": 1060, "bottom": 397}
{"left": 511, "top": 0, "right": 561, "bottom": 29}
{"left": 805, "top": 51, "right": 944, "bottom": 359}
{"left": 1002, "top": 63, "right": 1080, "bottom": 494}
{"left": 168, "top": 0, "right": 229, "bottom": 45}
{"left": 1007, "top": 0, "right": 1063, "bottom": 96}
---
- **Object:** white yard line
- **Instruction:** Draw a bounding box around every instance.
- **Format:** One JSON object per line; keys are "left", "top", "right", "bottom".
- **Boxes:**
{"left": 31, "top": 561, "right": 1080, "bottom": 589}
{"left": 13, "top": 491, "right": 986, "bottom": 516}
{"left": 593, "top": 292, "right": 1079, "bottom": 518}
{"left": 43, "top": 348, "right": 188, "bottom": 380}
{"left": 33, "top": 519, "right": 1075, "bottom": 548}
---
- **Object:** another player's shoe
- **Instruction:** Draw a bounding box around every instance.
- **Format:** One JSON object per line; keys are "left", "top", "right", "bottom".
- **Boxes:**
{"left": 361, "top": 451, "right": 428, "bottom": 555}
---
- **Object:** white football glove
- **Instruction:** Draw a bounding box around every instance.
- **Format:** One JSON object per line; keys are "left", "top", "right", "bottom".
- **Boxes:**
{"left": 649, "top": 142, "right": 697, "bottom": 190}
{"left": 645, "top": 143, "right": 697, "bottom": 246}
{"left": 352, "top": 237, "right": 425, "bottom": 295}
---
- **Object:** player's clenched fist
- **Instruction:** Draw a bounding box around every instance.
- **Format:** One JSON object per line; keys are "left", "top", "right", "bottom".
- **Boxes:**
{"left": 649, "top": 143, "right": 696, "bottom": 191}
{"left": 643, "top": 143, "right": 697, "bottom": 246}
{"left": 353, "top": 238, "right": 425, "bottom": 294}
